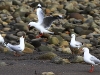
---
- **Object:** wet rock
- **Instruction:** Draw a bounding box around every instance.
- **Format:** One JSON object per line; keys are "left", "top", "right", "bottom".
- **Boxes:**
{"left": 37, "top": 52, "right": 57, "bottom": 60}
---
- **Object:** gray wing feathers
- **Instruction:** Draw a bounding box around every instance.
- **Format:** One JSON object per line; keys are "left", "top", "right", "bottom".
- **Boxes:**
{"left": 41, "top": 16, "right": 56, "bottom": 28}
{"left": 90, "top": 55, "right": 100, "bottom": 64}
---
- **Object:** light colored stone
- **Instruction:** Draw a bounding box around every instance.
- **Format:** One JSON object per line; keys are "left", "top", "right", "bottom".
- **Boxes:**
{"left": 42, "top": 72, "right": 55, "bottom": 75}
{"left": 60, "top": 41, "right": 69, "bottom": 47}
{"left": 61, "top": 47, "right": 72, "bottom": 54}
{"left": 23, "top": 47, "right": 34, "bottom": 54}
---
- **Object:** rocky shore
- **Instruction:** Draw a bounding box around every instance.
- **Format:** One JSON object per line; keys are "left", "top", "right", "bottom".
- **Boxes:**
{"left": 0, "top": 0, "right": 100, "bottom": 75}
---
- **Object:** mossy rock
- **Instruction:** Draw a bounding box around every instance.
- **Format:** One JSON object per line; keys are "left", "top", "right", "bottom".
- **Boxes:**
{"left": 48, "top": 37, "right": 59, "bottom": 45}
{"left": 37, "top": 52, "right": 57, "bottom": 60}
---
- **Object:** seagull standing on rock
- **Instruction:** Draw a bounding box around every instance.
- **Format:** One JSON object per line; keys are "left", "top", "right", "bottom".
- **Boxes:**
{"left": 28, "top": 4, "right": 63, "bottom": 38}
{"left": 82, "top": 47, "right": 100, "bottom": 73}
{"left": 70, "top": 34, "right": 83, "bottom": 54}
{"left": 70, "top": 34, "right": 83, "bottom": 49}
{"left": 4, "top": 36, "right": 25, "bottom": 56}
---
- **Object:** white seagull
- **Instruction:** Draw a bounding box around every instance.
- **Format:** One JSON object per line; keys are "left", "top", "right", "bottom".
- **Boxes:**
{"left": 82, "top": 47, "right": 100, "bottom": 73}
{"left": 28, "top": 14, "right": 63, "bottom": 38}
{"left": 70, "top": 34, "right": 83, "bottom": 49}
{"left": 4, "top": 36, "right": 25, "bottom": 56}
{"left": 0, "top": 34, "right": 4, "bottom": 45}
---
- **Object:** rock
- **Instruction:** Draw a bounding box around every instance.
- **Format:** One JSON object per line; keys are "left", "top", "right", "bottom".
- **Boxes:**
{"left": 74, "top": 27, "right": 83, "bottom": 34}
{"left": 45, "top": 8, "right": 52, "bottom": 16}
{"left": 0, "top": 1, "right": 10, "bottom": 10}
{"left": 38, "top": 45, "right": 55, "bottom": 51}
{"left": 55, "top": 35, "right": 64, "bottom": 42}
{"left": 72, "top": 55, "right": 84, "bottom": 63}
{"left": 30, "top": 40, "right": 41, "bottom": 48}
{"left": 3, "top": 27, "right": 11, "bottom": 32}
{"left": 14, "top": 23, "right": 29, "bottom": 32}
{"left": 51, "top": 56, "right": 63, "bottom": 64}
{"left": 52, "top": 26, "right": 65, "bottom": 34}
{"left": 5, "top": 34, "right": 18, "bottom": 40}
{"left": 37, "top": 52, "right": 57, "bottom": 60}
{"left": 60, "top": 33, "right": 70, "bottom": 41}
{"left": 61, "top": 47, "right": 72, "bottom": 54}
{"left": 62, "top": 58, "right": 70, "bottom": 64}
{"left": 25, "top": 42, "right": 34, "bottom": 49}
{"left": 3, "top": 47, "right": 8, "bottom": 53}
{"left": 60, "top": 41, "right": 69, "bottom": 47}
{"left": 23, "top": 47, "right": 34, "bottom": 54}
{"left": 42, "top": 72, "right": 55, "bottom": 75}
{"left": 0, "top": 61, "right": 8, "bottom": 66}
{"left": 28, "top": 13, "right": 37, "bottom": 20}
{"left": 48, "top": 37, "right": 59, "bottom": 45}
{"left": 68, "top": 13, "right": 84, "bottom": 23}
{"left": 12, "top": 0, "right": 22, "bottom": 5}
{"left": 16, "top": 31, "right": 26, "bottom": 37}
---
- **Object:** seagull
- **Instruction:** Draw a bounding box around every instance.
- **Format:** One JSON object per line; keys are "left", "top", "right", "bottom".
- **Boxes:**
{"left": 0, "top": 34, "right": 4, "bottom": 45}
{"left": 82, "top": 47, "right": 100, "bottom": 73}
{"left": 4, "top": 36, "right": 25, "bottom": 56}
{"left": 70, "top": 34, "right": 83, "bottom": 49}
{"left": 28, "top": 15, "right": 63, "bottom": 38}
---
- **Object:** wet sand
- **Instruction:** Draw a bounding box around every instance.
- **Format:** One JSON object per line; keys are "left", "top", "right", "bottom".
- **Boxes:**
{"left": 0, "top": 52, "right": 100, "bottom": 75}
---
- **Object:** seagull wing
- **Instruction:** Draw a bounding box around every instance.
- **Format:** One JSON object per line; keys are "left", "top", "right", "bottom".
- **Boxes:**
{"left": 41, "top": 16, "right": 57, "bottom": 29}
{"left": 75, "top": 41, "right": 82, "bottom": 46}
{"left": 90, "top": 55, "right": 100, "bottom": 64}
{"left": 7, "top": 43, "right": 22, "bottom": 52}
{"left": 37, "top": 8, "right": 45, "bottom": 24}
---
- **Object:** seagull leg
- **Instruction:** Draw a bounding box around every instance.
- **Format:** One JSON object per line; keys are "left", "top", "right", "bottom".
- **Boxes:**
{"left": 89, "top": 65, "right": 94, "bottom": 73}
{"left": 14, "top": 52, "right": 21, "bottom": 57}
{"left": 36, "top": 33, "right": 43, "bottom": 38}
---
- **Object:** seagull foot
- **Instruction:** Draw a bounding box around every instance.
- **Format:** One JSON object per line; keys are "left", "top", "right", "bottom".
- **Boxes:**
{"left": 89, "top": 69, "right": 94, "bottom": 73}
{"left": 36, "top": 33, "right": 43, "bottom": 38}
{"left": 14, "top": 52, "right": 21, "bottom": 57}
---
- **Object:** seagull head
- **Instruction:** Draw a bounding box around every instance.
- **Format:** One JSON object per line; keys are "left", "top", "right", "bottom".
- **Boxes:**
{"left": 82, "top": 47, "right": 89, "bottom": 52}
{"left": 28, "top": 22, "right": 36, "bottom": 30}
{"left": 37, "top": 4, "right": 42, "bottom": 8}
{"left": 71, "top": 34, "right": 75, "bottom": 38}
